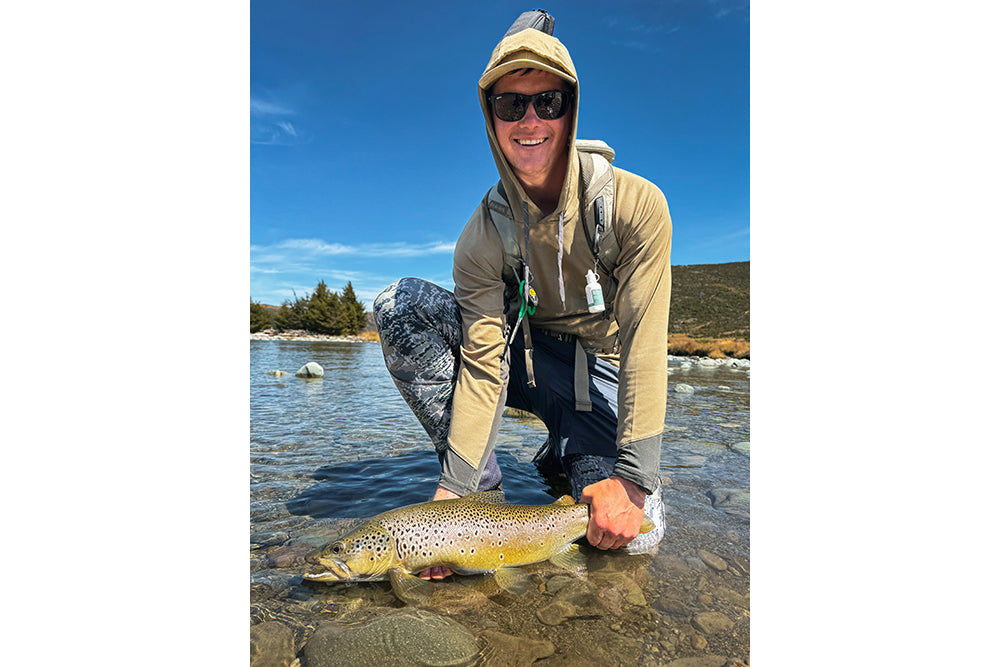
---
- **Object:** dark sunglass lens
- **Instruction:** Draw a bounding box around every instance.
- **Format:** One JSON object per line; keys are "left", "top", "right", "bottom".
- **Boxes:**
{"left": 534, "top": 91, "right": 566, "bottom": 120}
{"left": 494, "top": 93, "right": 527, "bottom": 122}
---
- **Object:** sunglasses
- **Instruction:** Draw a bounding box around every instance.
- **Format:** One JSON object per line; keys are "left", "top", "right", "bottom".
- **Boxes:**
{"left": 488, "top": 89, "right": 573, "bottom": 122}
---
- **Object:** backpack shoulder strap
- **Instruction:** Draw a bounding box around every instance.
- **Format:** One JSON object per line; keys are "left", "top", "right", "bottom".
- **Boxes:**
{"left": 577, "top": 143, "right": 619, "bottom": 278}
{"left": 485, "top": 182, "right": 523, "bottom": 298}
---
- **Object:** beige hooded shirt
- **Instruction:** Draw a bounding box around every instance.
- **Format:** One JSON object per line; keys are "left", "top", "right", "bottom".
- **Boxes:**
{"left": 440, "top": 28, "right": 672, "bottom": 496}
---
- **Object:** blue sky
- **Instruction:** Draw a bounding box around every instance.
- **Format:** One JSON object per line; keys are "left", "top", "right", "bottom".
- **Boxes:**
{"left": 251, "top": 0, "right": 749, "bottom": 308}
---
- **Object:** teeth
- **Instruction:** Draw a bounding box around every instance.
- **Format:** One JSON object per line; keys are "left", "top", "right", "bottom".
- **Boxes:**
{"left": 517, "top": 138, "right": 545, "bottom": 146}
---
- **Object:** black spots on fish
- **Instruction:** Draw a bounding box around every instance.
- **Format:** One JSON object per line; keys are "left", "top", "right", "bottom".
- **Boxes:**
{"left": 499, "top": 553, "right": 504, "bottom": 560}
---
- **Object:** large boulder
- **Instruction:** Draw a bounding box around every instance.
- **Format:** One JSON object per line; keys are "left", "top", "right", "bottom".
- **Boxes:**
{"left": 295, "top": 362, "right": 324, "bottom": 378}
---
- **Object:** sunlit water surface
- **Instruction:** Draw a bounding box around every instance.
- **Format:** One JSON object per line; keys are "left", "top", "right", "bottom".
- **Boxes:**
{"left": 250, "top": 340, "right": 749, "bottom": 665}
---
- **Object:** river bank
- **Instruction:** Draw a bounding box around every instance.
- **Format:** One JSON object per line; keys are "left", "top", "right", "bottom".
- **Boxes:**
{"left": 250, "top": 329, "right": 377, "bottom": 343}
{"left": 250, "top": 329, "right": 750, "bottom": 361}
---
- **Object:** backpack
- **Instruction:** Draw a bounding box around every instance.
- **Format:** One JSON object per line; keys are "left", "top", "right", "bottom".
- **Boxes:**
{"left": 485, "top": 139, "right": 621, "bottom": 317}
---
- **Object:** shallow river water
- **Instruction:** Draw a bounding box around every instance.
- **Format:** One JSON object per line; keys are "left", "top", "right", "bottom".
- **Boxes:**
{"left": 250, "top": 339, "right": 750, "bottom": 666}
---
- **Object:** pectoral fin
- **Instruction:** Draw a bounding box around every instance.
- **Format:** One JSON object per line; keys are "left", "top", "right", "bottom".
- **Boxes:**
{"left": 388, "top": 569, "right": 435, "bottom": 606}
{"left": 493, "top": 566, "right": 533, "bottom": 595}
{"left": 639, "top": 516, "right": 655, "bottom": 534}
{"left": 548, "top": 543, "right": 587, "bottom": 575}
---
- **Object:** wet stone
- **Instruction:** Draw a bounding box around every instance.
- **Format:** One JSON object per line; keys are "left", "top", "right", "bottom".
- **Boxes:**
{"left": 697, "top": 549, "right": 728, "bottom": 572}
{"left": 536, "top": 600, "right": 583, "bottom": 626}
{"left": 707, "top": 488, "right": 750, "bottom": 517}
{"left": 295, "top": 362, "right": 324, "bottom": 378}
{"left": 674, "top": 383, "right": 695, "bottom": 394}
{"left": 479, "top": 630, "right": 554, "bottom": 667}
{"left": 692, "top": 611, "right": 735, "bottom": 635}
{"left": 250, "top": 621, "right": 296, "bottom": 667}
{"left": 666, "top": 657, "right": 728, "bottom": 667}
{"left": 653, "top": 594, "right": 691, "bottom": 617}
{"left": 267, "top": 541, "right": 315, "bottom": 568}
{"left": 250, "top": 531, "right": 289, "bottom": 548}
{"left": 303, "top": 608, "right": 478, "bottom": 667}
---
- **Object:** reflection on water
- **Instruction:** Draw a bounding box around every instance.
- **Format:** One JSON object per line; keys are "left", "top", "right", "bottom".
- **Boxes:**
{"left": 250, "top": 340, "right": 749, "bottom": 665}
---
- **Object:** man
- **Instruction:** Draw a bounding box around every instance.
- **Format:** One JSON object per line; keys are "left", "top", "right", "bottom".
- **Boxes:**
{"left": 374, "top": 11, "right": 672, "bottom": 580}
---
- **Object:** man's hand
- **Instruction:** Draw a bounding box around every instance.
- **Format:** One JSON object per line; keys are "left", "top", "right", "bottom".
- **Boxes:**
{"left": 418, "top": 486, "right": 460, "bottom": 580}
{"left": 579, "top": 476, "right": 647, "bottom": 550}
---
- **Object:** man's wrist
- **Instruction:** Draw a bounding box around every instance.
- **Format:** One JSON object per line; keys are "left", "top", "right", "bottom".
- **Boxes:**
{"left": 610, "top": 475, "right": 647, "bottom": 509}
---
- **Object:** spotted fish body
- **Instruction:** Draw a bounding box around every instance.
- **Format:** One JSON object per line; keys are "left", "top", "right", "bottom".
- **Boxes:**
{"left": 304, "top": 489, "right": 613, "bottom": 583}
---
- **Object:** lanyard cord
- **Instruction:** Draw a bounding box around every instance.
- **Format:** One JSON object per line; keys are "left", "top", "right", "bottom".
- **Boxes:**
{"left": 503, "top": 202, "right": 536, "bottom": 356}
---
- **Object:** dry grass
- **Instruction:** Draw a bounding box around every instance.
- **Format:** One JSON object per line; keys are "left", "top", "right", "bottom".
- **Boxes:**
{"left": 668, "top": 333, "right": 750, "bottom": 359}
{"left": 357, "top": 330, "right": 381, "bottom": 343}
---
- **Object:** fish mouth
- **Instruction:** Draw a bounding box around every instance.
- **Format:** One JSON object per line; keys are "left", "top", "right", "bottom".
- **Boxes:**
{"left": 303, "top": 557, "right": 351, "bottom": 582}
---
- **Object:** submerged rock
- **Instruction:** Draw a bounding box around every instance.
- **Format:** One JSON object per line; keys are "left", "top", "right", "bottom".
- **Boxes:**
{"left": 250, "top": 621, "right": 296, "bottom": 667}
{"left": 479, "top": 630, "right": 554, "bottom": 666}
{"left": 697, "top": 549, "right": 728, "bottom": 572}
{"left": 666, "top": 656, "right": 728, "bottom": 667}
{"left": 303, "top": 608, "right": 478, "bottom": 667}
{"left": 674, "top": 383, "right": 694, "bottom": 394}
{"left": 295, "top": 362, "right": 324, "bottom": 378}
{"left": 731, "top": 441, "right": 750, "bottom": 455}
{"left": 535, "top": 600, "right": 584, "bottom": 626}
{"left": 707, "top": 488, "right": 750, "bottom": 517}
{"left": 692, "top": 611, "right": 735, "bottom": 634}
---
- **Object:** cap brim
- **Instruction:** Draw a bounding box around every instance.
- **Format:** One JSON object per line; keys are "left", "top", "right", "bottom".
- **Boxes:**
{"left": 479, "top": 58, "right": 577, "bottom": 93}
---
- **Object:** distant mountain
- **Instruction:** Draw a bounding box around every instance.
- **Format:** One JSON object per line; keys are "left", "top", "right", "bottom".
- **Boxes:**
{"left": 669, "top": 261, "right": 749, "bottom": 340}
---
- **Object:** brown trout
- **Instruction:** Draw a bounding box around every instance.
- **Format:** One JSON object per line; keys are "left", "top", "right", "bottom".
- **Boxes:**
{"left": 302, "top": 489, "right": 653, "bottom": 598}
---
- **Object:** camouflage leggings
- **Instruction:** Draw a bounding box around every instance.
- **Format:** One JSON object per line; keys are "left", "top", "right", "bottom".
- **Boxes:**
{"left": 373, "top": 277, "right": 503, "bottom": 491}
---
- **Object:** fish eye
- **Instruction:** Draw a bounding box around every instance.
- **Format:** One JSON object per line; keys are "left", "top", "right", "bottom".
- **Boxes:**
{"left": 331, "top": 543, "right": 343, "bottom": 554}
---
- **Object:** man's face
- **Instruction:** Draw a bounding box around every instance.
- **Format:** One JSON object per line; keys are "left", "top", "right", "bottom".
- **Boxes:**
{"left": 491, "top": 70, "right": 572, "bottom": 189}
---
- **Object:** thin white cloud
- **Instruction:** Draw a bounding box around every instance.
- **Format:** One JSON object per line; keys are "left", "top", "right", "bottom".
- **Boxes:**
{"left": 250, "top": 94, "right": 304, "bottom": 145}
{"left": 250, "top": 98, "right": 293, "bottom": 116}
{"left": 274, "top": 238, "right": 455, "bottom": 258}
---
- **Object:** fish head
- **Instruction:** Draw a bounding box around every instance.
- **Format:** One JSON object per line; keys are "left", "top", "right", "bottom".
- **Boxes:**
{"left": 304, "top": 521, "right": 399, "bottom": 583}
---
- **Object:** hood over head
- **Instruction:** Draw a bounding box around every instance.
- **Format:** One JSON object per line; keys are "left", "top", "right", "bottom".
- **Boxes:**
{"left": 478, "top": 27, "right": 580, "bottom": 219}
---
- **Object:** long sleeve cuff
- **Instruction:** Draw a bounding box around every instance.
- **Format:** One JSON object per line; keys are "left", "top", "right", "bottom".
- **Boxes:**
{"left": 612, "top": 432, "right": 662, "bottom": 495}
{"left": 438, "top": 448, "right": 483, "bottom": 497}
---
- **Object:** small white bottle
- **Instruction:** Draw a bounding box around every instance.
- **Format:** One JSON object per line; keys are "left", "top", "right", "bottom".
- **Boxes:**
{"left": 585, "top": 269, "right": 605, "bottom": 313}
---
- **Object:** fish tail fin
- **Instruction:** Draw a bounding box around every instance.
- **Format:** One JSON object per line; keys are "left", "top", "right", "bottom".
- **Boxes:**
{"left": 639, "top": 516, "right": 655, "bottom": 534}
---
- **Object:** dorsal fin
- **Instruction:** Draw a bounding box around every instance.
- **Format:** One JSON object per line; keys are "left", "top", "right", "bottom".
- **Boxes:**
{"left": 460, "top": 489, "right": 508, "bottom": 505}
{"left": 551, "top": 495, "right": 576, "bottom": 506}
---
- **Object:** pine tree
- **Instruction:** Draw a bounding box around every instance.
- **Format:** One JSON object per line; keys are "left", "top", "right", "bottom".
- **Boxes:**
{"left": 250, "top": 300, "right": 273, "bottom": 332}
{"left": 340, "top": 281, "right": 367, "bottom": 335}
{"left": 275, "top": 292, "right": 308, "bottom": 331}
{"left": 305, "top": 280, "right": 341, "bottom": 335}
